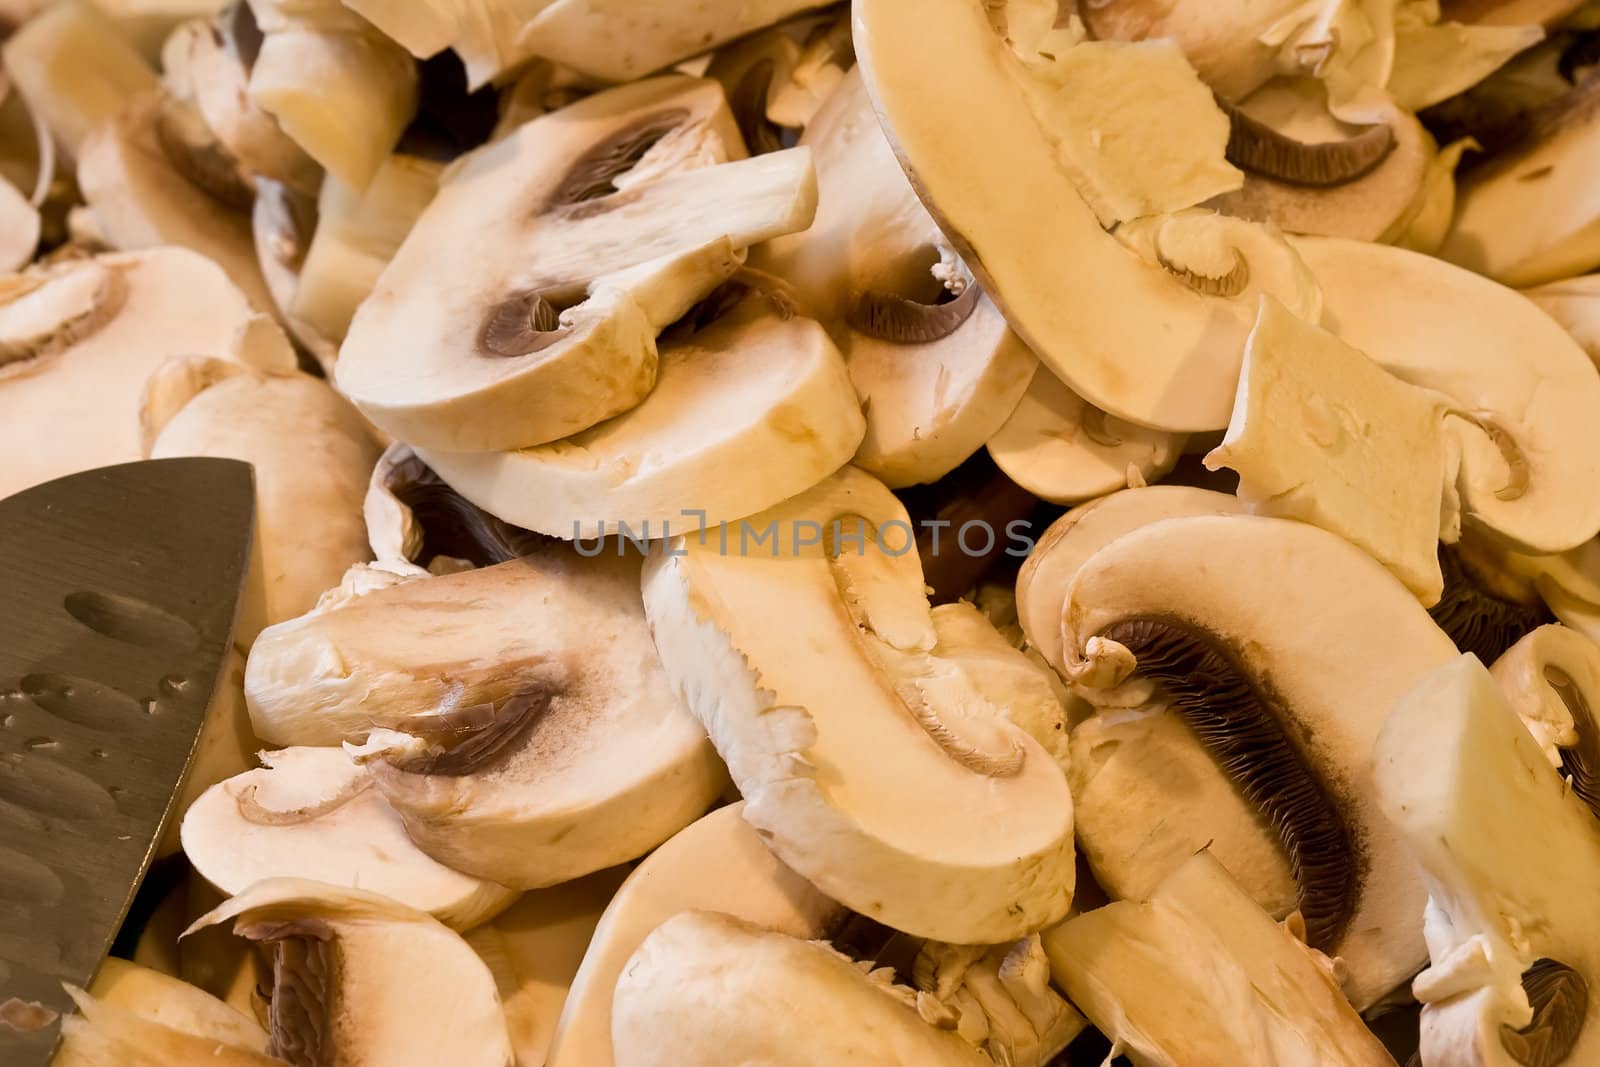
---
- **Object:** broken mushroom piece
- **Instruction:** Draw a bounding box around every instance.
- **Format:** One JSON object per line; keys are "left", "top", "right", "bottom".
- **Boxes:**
{"left": 546, "top": 802, "right": 843, "bottom": 1067}
{"left": 248, "top": 547, "right": 727, "bottom": 889}
{"left": 855, "top": 0, "right": 1321, "bottom": 432}
{"left": 181, "top": 747, "right": 518, "bottom": 930}
{"left": 1042, "top": 851, "right": 1396, "bottom": 1066}
{"left": 342, "top": 0, "right": 541, "bottom": 90}
{"left": 416, "top": 311, "right": 865, "bottom": 538}
{"left": 909, "top": 934, "right": 1086, "bottom": 1067}
{"left": 364, "top": 442, "right": 541, "bottom": 569}
{"left": 988, "top": 368, "right": 1187, "bottom": 506}
{"left": 642, "top": 465, "right": 1076, "bottom": 944}
{"left": 0, "top": 173, "right": 38, "bottom": 270}
{"left": 1059, "top": 513, "right": 1457, "bottom": 1008}
{"left": 1490, "top": 624, "right": 1600, "bottom": 819}
{"left": 1376, "top": 654, "right": 1600, "bottom": 1067}
{"left": 143, "top": 357, "right": 381, "bottom": 642}
{"left": 1292, "top": 236, "right": 1600, "bottom": 555}
{"left": 611, "top": 911, "right": 992, "bottom": 1067}
{"left": 187, "top": 879, "right": 514, "bottom": 1067}
{"left": 338, "top": 76, "right": 820, "bottom": 453}
{"left": 53, "top": 982, "right": 279, "bottom": 1067}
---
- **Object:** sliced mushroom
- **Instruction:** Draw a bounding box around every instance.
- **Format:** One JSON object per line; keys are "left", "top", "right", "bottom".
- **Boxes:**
{"left": 767, "top": 11, "right": 854, "bottom": 130}
{"left": 1431, "top": 537, "right": 1556, "bottom": 663}
{"left": 364, "top": 442, "right": 541, "bottom": 569}
{"left": 1385, "top": 135, "right": 1474, "bottom": 255}
{"left": 53, "top": 982, "right": 279, "bottom": 1067}
{"left": 181, "top": 747, "right": 518, "bottom": 930}
{"left": 642, "top": 465, "right": 1076, "bottom": 944}
{"left": 343, "top": 0, "right": 540, "bottom": 90}
{"left": 144, "top": 358, "right": 381, "bottom": 643}
{"left": 1042, "top": 851, "right": 1396, "bottom": 1065}
{"left": 706, "top": 25, "right": 803, "bottom": 155}
{"left": 988, "top": 368, "right": 1186, "bottom": 506}
{"left": 416, "top": 310, "right": 864, "bottom": 538}
{"left": 159, "top": 647, "right": 259, "bottom": 858}
{"left": 0, "top": 248, "right": 280, "bottom": 498}
{"left": 0, "top": 174, "right": 38, "bottom": 270}
{"left": 1058, "top": 514, "right": 1457, "bottom": 1007}
{"left": 82, "top": 957, "right": 267, "bottom": 1055}
{"left": 855, "top": 0, "right": 1322, "bottom": 432}
{"left": 611, "top": 910, "right": 992, "bottom": 1066}
{"left": 546, "top": 803, "right": 843, "bottom": 1067}
{"left": 187, "top": 879, "right": 514, "bottom": 1067}
{"left": 338, "top": 76, "right": 821, "bottom": 453}
{"left": 910, "top": 933, "right": 1086, "bottom": 1066}
{"left": 1388, "top": 19, "right": 1543, "bottom": 112}
{"left": 1526, "top": 272, "right": 1600, "bottom": 371}
{"left": 1490, "top": 625, "right": 1600, "bottom": 817}
{"left": 1293, "top": 236, "right": 1600, "bottom": 555}
{"left": 1443, "top": 0, "right": 1590, "bottom": 25}
{"left": 248, "top": 547, "right": 726, "bottom": 889}
{"left": 1376, "top": 654, "right": 1600, "bottom": 1067}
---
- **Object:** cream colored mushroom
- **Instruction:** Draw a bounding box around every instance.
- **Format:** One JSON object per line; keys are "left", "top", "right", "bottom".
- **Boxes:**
{"left": 1526, "top": 272, "right": 1600, "bottom": 371}
{"left": 1490, "top": 624, "right": 1600, "bottom": 812}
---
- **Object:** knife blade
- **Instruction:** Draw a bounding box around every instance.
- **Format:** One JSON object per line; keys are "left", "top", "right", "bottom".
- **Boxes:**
{"left": 0, "top": 458, "right": 255, "bottom": 1065}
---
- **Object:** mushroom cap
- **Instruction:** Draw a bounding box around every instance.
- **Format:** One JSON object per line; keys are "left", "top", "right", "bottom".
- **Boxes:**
{"left": 417, "top": 311, "right": 865, "bottom": 539}
{"left": 1293, "top": 235, "right": 1600, "bottom": 555}
{"left": 1061, "top": 513, "right": 1457, "bottom": 1007}
{"left": 610, "top": 910, "right": 990, "bottom": 1067}
{"left": 642, "top": 465, "right": 1076, "bottom": 944}
{"left": 546, "top": 802, "right": 842, "bottom": 1067}
{"left": 181, "top": 746, "right": 518, "bottom": 929}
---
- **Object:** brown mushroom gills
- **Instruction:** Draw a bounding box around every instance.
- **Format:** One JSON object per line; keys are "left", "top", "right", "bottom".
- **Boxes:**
{"left": 378, "top": 450, "right": 546, "bottom": 566}
{"left": 1501, "top": 958, "right": 1588, "bottom": 1067}
{"left": 1219, "top": 97, "right": 1396, "bottom": 188}
{"left": 543, "top": 109, "right": 692, "bottom": 211}
{"left": 1429, "top": 543, "right": 1552, "bottom": 665}
{"left": 1096, "top": 615, "right": 1362, "bottom": 952}
{"left": 476, "top": 288, "right": 578, "bottom": 359}
{"left": 239, "top": 918, "right": 337, "bottom": 1067}
{"left": 154, "top": 97, "right": 258, "bottom": 212}
{"left": 387, "top": 673, "right": 568, "bottom": 778}
{"left": 1543, "top": 666, "right": 1600, "bottom": 822}
{"left": 731, "top": 59, "right": 786, "bottom": 156}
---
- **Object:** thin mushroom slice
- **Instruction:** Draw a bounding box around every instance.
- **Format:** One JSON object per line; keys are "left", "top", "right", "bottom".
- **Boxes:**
{"left": 1490, "top": 624, "right": 1600, "bottom": 818}
{"left": 642, "top": 465, "right": 1076, "bottom": 944}
{"left": 1388, "top": 18, "right": 1544, "bottom": 113}
{"left": 1292, "top": 236, "right": 1600, "bottom": 555}
{"left": 187, "top": 879, "right": 514, "bottom": 1067}
{"left": 0, "top": 174, "right": 38, "bottom": 270}
{"left": 1376, "top": 655, "right": 1600, "bottom": 1067}
{"left": 855, "top": 0, "right": 1322, "bottom": 433}
{"left": 1043, "top": 851, "right": 1396, "bottom": 1066}
{"left": 338, "top": 76, "right": 821, "bottom": 453}
{"left": 416, "top": 311, "right": 864, "bottom": 538}
{"left": 546, "top": 803, "right": 843, "bottom": 1067}
{"left": 181, "top": 747, "right": 518, "bottom": 930}
{"left": 988, "top": 368, "right": 1186, "bottom": 506}
{"left": 342, "top": 0, "right": 539, "bottom": 90}
{"left": 249, "top": 548, "right": 726, "bottom": 889}
{"left": 53, "top": 983, "right": 280, "bottom": 1067}
{"left": 1059, "top": 514, "right": 1456, "bottom": 1007}
{"left": 1526, "top": 273, "right": 1600, "bottom": 372}
{"left": 611, "top": 911, "right": 993, "bottom": 1067}
{"left": 706, "top": 26, "right": 803, "bottom": 155}
{"left": 364, "top": 442, "right": 543, "bottom": 569}
{"left": 83, "top": 957, "right": 268, "bottom": 1055}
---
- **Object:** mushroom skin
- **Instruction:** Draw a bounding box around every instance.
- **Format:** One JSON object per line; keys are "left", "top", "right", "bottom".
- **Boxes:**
{"left": 1060, "top": 513, "right": 1456, "bottom": 1008}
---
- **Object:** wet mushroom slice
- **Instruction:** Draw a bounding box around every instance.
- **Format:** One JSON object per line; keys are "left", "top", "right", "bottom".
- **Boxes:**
{"left": 1043, "top": 852, "right": 1396, "bottom": 1066}
{"left": 143, "top": 357, "right": 382, "bottom": 643}
{"left": 242, "top": 0, "right": 418, "bottom": 191}
{"left": 181, "top": 747, "right": 519, "bottom": 930}
{"left": 1292, "top": 236, "right": 1600, "bottom": 555}
{"left": 1490, "top": 624, "right": 1600, "bottom": 818}
{"left": 988, "top": 368, "right": 1186, "bottom": 506}
{"left": 187, "top": 879, "right": 514, "bottom": 1067}
{"left": 1440, "top": 75, "right": 1600, "bottom": 286}
{"left": 416, "top": 310, "right": 864, "bottom": 538}
{"left": 546, "top": 802, "right": 843, "bottom": 1067}
{"left": 610, "top": 911, "right": 993, "bottom": 1067}
{"left": 0, "top": 247, "right": 286, "bottom": 498}
{"left": 1376, "top": 655, "right": 1600, "bottom": 1067}
{"left": 250, "top": 548, "right": 727, "bottom": 889}
{"left": 642, "top": 465, "right": 1076, "bottom": 944}
{"left": 854, "top": 0, "right": 1321, "bottom": 433}
{"left": 515, "top": 0, "right": 834, "bottom": 84}
{"left": 1058, "top": 514, "right": 1458, "bottom": 1008}
{"left": 77, "top": 90, "right": 276, "bottom": 313}
{"left": 755, "top": 68, "right": 1038, "bottom": 488}
{"left": 337, "top": 76, "right": 820, "bottom": 453}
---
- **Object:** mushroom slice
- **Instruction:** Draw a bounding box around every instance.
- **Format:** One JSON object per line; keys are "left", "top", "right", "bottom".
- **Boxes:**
{"left": 516, "top": 0, "right": 833, "bottom": 84}
{"left": 1042, "top": 852, "right": 1396, "bottom": 1066}
{"left": 1388, "top": 19, "right": 1543, "bottom": 112}
{"left": 611, "top": 910, "right": 992, "bottom": 1067}
{"left": 911, "top": 934, "right": 1087, "bottom": 1066}
{"left": 0, "top": 0, "right": 160, "bottom": 157}
{"left": 1490, "top": 624, "right": 1600, "bottom": 819}
{"left": 988, "top": 368, "right": 1186, "bottom": 506}
{"left": 416, "top": 312, "right": 864, "bottom": 538}
{"left": 249, "top": 548, "right": 726, "bottom": 889}
{"left": 1440, "top": 76, "right": 1600, "bottom": 286}
{"left": 546, "top": 803, "right": 843, "bottom": 1067}
{"left": 0, "top": 175, "right": 38, "bottom": 270}
{"left": 642, "top": 465, "right": 1076, "bottom": 944}
{"left": 77, "top": 91, "right": 276, "bottom": 313}
{"left": 1443, "top": 0, "right": 1589, "bottom": 24}
{"left": 364, "top": 443, "right": 541, "bottom": 568}
{"left": 1376, "top": 654, "right": 1600, "bottom": 1067}
{"left": 144, "top": 358, "right": 381, "bottom": 642}
{"left": 1204, "top": 296, "right": 1455, "bottom": 605}
{"left": 337, "top": 77, "right": 819, "bottom": 453}
{"left": 159, "top": 647, "right": 260, "bottom": 858}
{"left": 0, "top": 248, "right": 270, "bottom": 498}
{"left": 1059, "top": 514, "right": 1457, "bottom": 1007}
{"left": 706, "top": 26, "right": 803, "bottom": 155}
{"left": 188, "top": 879, "right": 514, "bottom": 1067}
{"left": 1292, "top": 236, "right": 1600, "bottom": 555}
{"left": 1525, "top": 273, "right": 1600, "bottom": 372}
{"left": 855, "top": 0, "right": 1321, "bottom": 432}
{"left": 342, "top": 0, "right": 541, "bottom": 90}
{"left": 767, "top": 11, "right": 854, "bottom": 130}
{"left": 84, "top": 957, "right": 267, "bottom": 1054}
{"left": 1431, "top": 536, "right": 1555, "bottom": 664}
{"left": 53, "top": 984, "right": 280, "bottom": 1067}
{"left": 181, "top": 747, "right": 518, "bottom": 930}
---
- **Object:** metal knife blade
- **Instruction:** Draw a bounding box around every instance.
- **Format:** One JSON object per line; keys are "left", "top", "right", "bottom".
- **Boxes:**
{"left": 0, "top": 458, "right": 255, "bottom": 1065}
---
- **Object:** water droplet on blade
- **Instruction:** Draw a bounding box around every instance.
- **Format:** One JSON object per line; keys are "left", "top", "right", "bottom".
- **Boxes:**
{"left": 20, "top": 673, "right": 142, "bottom": 731}
{"left": 63, "top": 590, "right": 200, "bottom": 652}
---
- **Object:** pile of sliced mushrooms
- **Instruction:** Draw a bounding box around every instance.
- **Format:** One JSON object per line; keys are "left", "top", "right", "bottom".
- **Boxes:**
{"left": 12, "top": 0, "right": 1600, "bottom": 1063}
